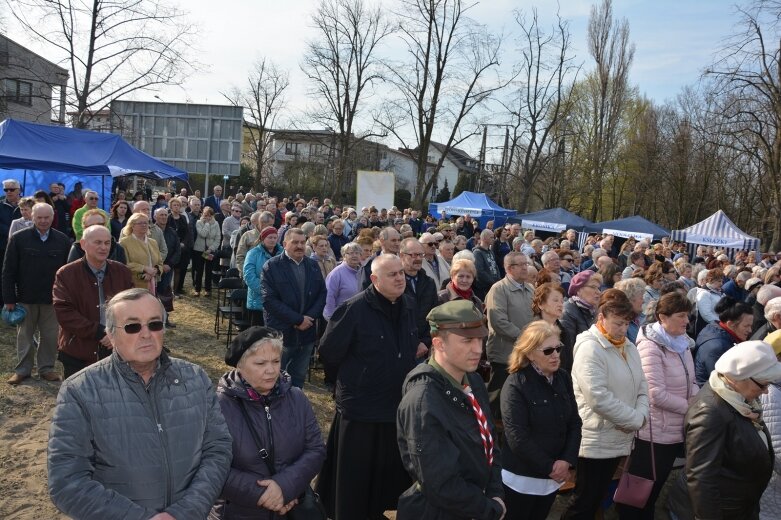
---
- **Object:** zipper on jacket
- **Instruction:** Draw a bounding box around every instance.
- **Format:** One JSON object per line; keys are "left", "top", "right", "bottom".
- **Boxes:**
{"left": 144, "top": 377, "right": 173, "bottom": 508}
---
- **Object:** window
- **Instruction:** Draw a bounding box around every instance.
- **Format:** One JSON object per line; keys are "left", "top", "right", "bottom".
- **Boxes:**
{"left": 4, "top": 79, "right": 32, "bottom": 106}
{"left": 285, "top": 142, "right": 300, "bottom": 155}
{"left": 310, "top": 143, "right": 327, "bottom": 157}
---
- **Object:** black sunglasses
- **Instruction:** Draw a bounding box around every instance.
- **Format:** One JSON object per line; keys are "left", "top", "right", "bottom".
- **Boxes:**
{"left": 119, "top": 320, "right": 165, "bottom": 334}
{"left": 751, "top": 377, "right": 769, "bottom": 391}
{"left": 4, "top": 187, "right": 18, "bottom": 192}
{"left": 540, "top": 345, "right": 563, "bottom": 356}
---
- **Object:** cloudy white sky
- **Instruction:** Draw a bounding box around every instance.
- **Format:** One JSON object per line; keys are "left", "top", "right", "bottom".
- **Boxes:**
{"left": 5, "top": 0, "right": 739, "bottom": 156}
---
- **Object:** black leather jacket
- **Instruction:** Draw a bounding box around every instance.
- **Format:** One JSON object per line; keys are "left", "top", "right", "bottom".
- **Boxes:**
{"left": 685, "top": 382, "right": 773, "bottom": 519}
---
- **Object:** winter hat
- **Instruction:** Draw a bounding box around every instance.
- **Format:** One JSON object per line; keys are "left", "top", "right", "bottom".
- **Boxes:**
{"left": 715, "top": 340, "right": 781, "bottom": 383}
{"left": 260, "top": 226, "right": 278, "bottom": 241}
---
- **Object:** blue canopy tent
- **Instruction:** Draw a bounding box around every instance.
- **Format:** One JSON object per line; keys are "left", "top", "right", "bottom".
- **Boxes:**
{"left": 507, "top": 208, "right": 593, "bottom": 249}
{"left": 671, "top": 210, "right": 759, "bottom": 259}
{"left": 507, "top": 208, "right": 592, "bottom": 232}
{"left": 585, "top": 215, "right": 670, "bottom": 242}
{"left": 0, "top": 119, "right": 188, "bottom": 210}
{"left": 428, "top": 191, "right": 517, "bottom": 228}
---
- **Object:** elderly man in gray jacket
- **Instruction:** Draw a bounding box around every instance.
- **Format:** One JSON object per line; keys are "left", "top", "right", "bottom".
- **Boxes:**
{"left": 484, "top": 251, "right": 534, "bottom": 420}
{"left": 48, "top": 288, "right": 232, "bottom": 520}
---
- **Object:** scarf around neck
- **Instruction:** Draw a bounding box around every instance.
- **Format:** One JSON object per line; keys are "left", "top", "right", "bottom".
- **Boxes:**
{"left": 650, "top": 321, "right": 690, "bottom": 355}
{"left": 596, "top": 319, "right": 627, "bottom": 359}
{"left": 451, "top": 281, "right": 474, "bottom": 301}
{"left": 571, "top": 295, "right": 595, "bottom": 315}
{"left": 709, "top": 371, "right": 767, "bottom": 446}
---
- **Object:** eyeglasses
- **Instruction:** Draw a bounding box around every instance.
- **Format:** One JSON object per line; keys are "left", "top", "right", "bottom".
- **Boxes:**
{"left": 584, "top": 284, "right": 601, "bottom": 290}
{"left": 118, "top": 320, "right": 165, "bottom": 334}
{"left": 751, "top": 377, "right": 769, "bottom": 391}
{"left": 403, "top": 252, "right": 425, "bottom": 258}
{"left": 424, "top": 242, "right": 436, "bottom": 247}
{"left": 563, "top": 257, "right": 573, "bottom": 261}
{"left": 133, "top": 221, "right": 149, "bottom": 226}
{"left": 3, "top": 187, "right": 18, "bottom": 192}
{"left": 538, "top": 345, "right": 563, "bottom": 356}
{"left": 87, "top": 197, "right": 98, "bottom": 201}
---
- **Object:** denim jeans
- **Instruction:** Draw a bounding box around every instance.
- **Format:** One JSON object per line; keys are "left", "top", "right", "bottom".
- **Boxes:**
{"left": 282, "top": 342, "right": 314, "bottom": 388}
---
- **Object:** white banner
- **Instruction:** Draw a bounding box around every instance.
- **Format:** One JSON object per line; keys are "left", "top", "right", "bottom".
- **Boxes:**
{"left": 522, "top": 219, "right": 566, "bottom": 232}
{"left": 602, "top": 228, "right": 653, "bottom": 241}
{"left": 685, "top": 233, "right": 746, "bottom": 248}
{"left": 356, "top": 170, "right": 395, "bottom": 213}
{"left": 440, "top": 206, "right": 483, "bottom": 217}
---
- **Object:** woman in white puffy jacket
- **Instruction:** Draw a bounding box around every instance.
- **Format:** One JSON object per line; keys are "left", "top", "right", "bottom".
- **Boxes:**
{"left": 562, "top": 289, "right": 649, "bottom": 520}
{"left": 760, "top": 330, "right": 781, "bottom": 519}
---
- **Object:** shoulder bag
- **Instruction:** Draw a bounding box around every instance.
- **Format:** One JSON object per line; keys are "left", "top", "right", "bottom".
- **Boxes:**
{"left": 238, "top": 399, "right": 326, "bottom": 520}
{"left": 613, "top": 415, "right": 655, "bottom": 509}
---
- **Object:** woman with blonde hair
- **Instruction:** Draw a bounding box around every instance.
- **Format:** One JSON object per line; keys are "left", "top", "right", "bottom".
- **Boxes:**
{"left": 119, "top": 212, "right": 163, "bottom": 291}
{"left": 437, "top": 258, "right": 483, "bottom": 308}
{"left": 501, "top": 321, "right": 582, "bottom": 519}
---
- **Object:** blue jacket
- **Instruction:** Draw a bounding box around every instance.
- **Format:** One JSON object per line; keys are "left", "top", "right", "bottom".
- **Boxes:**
{"left": 261, "top": 254, "right": 326, "bottom": 347}
{"left": 243, "top": 243, "right": 283, "bottom": 311}
{"left": 327, "top": 233, "right": 350, "bottom": 261}
{"left": 694, "top": 322, "right": 736, "bottom": 386}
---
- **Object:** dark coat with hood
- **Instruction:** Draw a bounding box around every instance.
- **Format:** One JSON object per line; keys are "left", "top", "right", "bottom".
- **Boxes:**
{"left": 396, "top": 363, "right": 504, "bottom": 520}
{"left": 500, "top": 364, "right": 581, "bottom": 479}
{"left": 694, "top": 322, "right": 737, "bottom": 386}
{"left": 210, "top": 370, "right": 326, "bottom": 520}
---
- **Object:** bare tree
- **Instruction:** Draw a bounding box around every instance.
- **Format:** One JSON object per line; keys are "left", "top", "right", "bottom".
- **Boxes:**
{"left": 705, "top": 0, "right": 781, "bottom": 249}
{"left": 7, "top": 0, "right": 197, "bottom": 128}
{"left": 384, "top": 0, "right": 503, "bottom": 209}
{"left": 503, "top": 7, "right": 578, "bottom": 213}
{"left": 583, "top": 0, "right": 634, "bottom": 221}
{"left": 301, "top": 0, "right": 393, "bottom": 202}
{"left": 223, "top": 58, "right": 289, "bottom": 189}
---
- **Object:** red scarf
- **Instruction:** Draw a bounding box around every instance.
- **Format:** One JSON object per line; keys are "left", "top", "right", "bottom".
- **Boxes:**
{"left": 451, "top": 281, "right": 473, "bottom": 301}
{"left": 718, "top": 321, "right": 743, "bottom": 343}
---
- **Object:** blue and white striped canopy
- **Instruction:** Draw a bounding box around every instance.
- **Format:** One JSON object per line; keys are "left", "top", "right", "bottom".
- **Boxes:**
{"left": 670, "top": 210, "right": 759, "bottom": 251}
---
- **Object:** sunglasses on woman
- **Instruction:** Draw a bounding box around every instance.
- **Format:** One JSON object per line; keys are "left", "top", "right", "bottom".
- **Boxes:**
{"left": 751, "top": 377, "right": 769, "bottom": 391}
{"left": 538, "top": 344, "right": 563, "bottom": 356}
{"left": 118, "top": 320, "right": 165, "bottom": 334}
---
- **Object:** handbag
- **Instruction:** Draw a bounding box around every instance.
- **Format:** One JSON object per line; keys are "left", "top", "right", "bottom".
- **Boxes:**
{"left": 238, "top": 400, "right": 326, "bottom": 520}
{"left": 613, "top": 415, "right": 655, "bottom": 509}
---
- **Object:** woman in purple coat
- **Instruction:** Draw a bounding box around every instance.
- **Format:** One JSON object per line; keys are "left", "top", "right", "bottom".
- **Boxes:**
{"left": 210, "top": 327, "right": 326, "bottom": 520}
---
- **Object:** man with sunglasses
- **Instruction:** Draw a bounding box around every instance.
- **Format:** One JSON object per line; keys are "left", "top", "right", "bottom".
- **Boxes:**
{"left": 48, "top": 288, "right": 232, "bottom": 519}
{"left": 53, "top": 225, "right": 134, "bottom": 379}
{"left": 0, "top": 179, "right": 21, "bottom": 308}
{"left": 72, "top": 190, "right": 109, "bottom": 240}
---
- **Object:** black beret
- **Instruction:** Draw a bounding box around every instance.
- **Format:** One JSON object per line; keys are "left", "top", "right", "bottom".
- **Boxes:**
{"left": 225, "top": 326, "right": 282, "bottom": 367}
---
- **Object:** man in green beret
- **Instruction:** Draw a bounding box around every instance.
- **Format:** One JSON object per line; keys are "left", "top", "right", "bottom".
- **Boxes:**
{"left": 396, "top": 300, "right": 506, "bottom": 519}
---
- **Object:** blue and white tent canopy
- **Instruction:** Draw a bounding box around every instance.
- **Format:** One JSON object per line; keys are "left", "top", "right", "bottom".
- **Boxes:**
{"left": 671, "top": 210, "right": 759, "bottom": 251}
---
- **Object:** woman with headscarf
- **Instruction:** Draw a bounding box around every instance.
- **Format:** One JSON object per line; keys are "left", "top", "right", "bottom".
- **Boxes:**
{"left": 680, "top": 340, "right": 781, "bottom": 520}
{"left": 562, "top": 290, "right": 649, "bottom": 520}
{"left": 560, "top": 271, "right": 602, "bottom": 372}
{"left": 210, "top": 327, "right": 326, "bottom": 520}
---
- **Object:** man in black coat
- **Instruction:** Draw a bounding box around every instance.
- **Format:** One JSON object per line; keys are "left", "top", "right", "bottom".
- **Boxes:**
{"left": 400, "top": 237, "right": 436, "bottom": 357}
{"left": 316, "top": 254, "right": 418, "bottom": 520}
{"left": 3, "top": 203, "right": 70, "bottom": 384}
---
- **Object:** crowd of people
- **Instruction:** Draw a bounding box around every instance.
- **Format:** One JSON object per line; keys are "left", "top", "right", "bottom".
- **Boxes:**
{"left": 2, "top": 178, "right": 781, "bottom": 519}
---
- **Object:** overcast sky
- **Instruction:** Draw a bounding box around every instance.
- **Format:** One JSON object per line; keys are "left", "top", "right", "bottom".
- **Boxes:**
{"left": 5, "top": 0, "right": 739, "bottom": 156}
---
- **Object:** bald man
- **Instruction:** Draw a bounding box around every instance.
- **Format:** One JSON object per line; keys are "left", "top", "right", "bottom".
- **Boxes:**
{"left": 53, "top": 226, "right": 134, "bottom": 378}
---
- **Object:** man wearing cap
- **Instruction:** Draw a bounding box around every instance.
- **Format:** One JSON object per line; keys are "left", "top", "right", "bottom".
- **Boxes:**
{"left": 396, "top": 300, "right": 505, "bottom": 519}
{"left": 484, "top": 252, "right": 534, "bottom": 420}
{"left": 48, "top": 288, "right": 232, "bottom": 519}
{"left": 316, "top": 254, "right": 418, "bottom": 520}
